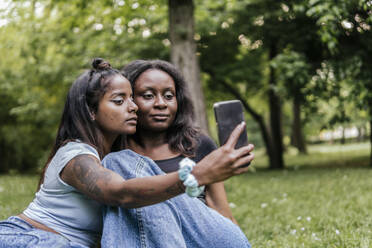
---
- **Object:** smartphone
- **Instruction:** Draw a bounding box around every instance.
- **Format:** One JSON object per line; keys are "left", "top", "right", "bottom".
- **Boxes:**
{"left": 213, "top": 100, "right": 250, "bottom": 167}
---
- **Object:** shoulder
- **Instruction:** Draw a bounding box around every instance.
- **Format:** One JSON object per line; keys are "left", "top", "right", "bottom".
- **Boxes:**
{"left": 197, "top": 134, "right": 217, "bottom": 150}
{"left": 59, "top": 141, "right": 99, "bottom": 159}
{"left": 194, "top": 134, "right": 218, "bottom": 162}
{"left": 54, "top": 141, "right": 100, "bottom": 167}
{"left": 197, "top": 134, "right": 217, "bottom": 146}
{"left": 44, "top": 141, "right": 101, "bottom": 187}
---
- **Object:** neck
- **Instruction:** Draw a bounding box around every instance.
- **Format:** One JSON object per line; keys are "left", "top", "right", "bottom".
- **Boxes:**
{"left": 140, "top": 129, "right": 168, "bottom": 146}
{"left": 128, "top": 129, "right": 180, "bottom": 160}
{"left": 102, "top": 134, "right": 117, "bottom": 157}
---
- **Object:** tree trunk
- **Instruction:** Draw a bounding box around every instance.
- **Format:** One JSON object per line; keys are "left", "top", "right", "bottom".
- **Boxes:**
{"left": 341, "top": 126, "right": 346, "bottom": 144}
{"left": 168, "top": 0, "right": 209, "bottom": 132}
{"left": 268, "top": 44, "right": 284, "bottom": 169}
{"left": 357, "top": 126, "right": 362, "bottom": 142}
{"left": 291, "top": 96, "right": 307, "bottom": 153}
{"left": 0, "top": 141, "right": 6, "bottom": 174}
{"left": 370, "top": 118, "right": 372, "bottom": 167}
{"left": 0, "top": 139, "right": 10, "bottom": 174}
{"left": 359, "top": 125, "right": 366, "bottom": 142}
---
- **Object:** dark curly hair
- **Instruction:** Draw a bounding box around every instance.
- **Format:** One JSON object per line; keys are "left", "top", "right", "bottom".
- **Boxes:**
{"left": 121, "top": 59, "right": 199, "bottom": 156}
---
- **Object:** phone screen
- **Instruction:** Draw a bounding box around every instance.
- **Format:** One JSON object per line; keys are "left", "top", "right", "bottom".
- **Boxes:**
{"left": 213, "top": 100, "right": 248, "bottom": 148}
{"left": 214, "top": 100, "right": 250, "bottom": 167}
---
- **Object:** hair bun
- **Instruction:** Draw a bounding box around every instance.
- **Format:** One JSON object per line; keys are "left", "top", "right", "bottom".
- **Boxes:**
{"left": 92, "top": 58, "right": 111, "bottom": 70}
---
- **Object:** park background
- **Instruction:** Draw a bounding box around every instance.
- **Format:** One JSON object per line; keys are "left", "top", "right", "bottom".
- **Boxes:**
{"left": 0, "top": 0, "right": 371, "bottom": 247}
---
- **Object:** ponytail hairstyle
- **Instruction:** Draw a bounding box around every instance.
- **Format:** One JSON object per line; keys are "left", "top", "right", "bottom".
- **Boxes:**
{"left": 38, "top": 58, "right": 125, "bottom": 188}
{"left": 121, "top": 60, "right": 199, "bottom": 157}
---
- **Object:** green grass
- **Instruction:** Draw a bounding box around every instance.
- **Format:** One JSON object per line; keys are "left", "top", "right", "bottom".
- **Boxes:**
{"left": 226, "top": 142, "right": 372, "bottom": 247}
{"left": 227, "top": 168, "right": 372, "bottom": 247}
{"left": 0, "top": 175, "right": 38, "bottom": 219}
{"left": 252, "top": 142, "right": 371, "bottom": 170}
{"left": 1, "top": 142, "right": 371, "bottom": 247}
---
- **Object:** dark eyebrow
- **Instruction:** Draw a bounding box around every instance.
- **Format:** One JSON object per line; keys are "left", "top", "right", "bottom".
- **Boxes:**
{"left": 110, "top": 92, "right": 126, "bottom": 98}
{"left": 164, "top": 88, "right": 175, "bottom": 92}
{"left": 141, "top": 87, "right": 174, "bottom": 92}
{"left": 141, "top": 86, "right": 155, "bottom": 91}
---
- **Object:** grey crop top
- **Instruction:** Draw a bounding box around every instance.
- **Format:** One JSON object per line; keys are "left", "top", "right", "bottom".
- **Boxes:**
{"left": 23, "top": 141, "right": 102, "bottom": 247}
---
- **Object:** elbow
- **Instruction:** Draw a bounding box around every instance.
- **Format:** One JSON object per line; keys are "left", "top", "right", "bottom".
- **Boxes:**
{"left": 117, "top": 196, "right": 138, "bottom": 209}
{"left": 103, "top": 195, "right": 137, "bottom": 209}
{"left": 104, "top": 186, "right": 139, "bottom": 208}
{"left": 103, "top": 196, "right": 133, "bottom": 208}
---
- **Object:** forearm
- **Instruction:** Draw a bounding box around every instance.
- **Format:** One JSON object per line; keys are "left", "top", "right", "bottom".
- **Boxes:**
{"left": 109, "top": 124, "right": 255, "bottom": 208}
{"left": 63, "top": 129, "right": 255, "bottom": 210}
{"left": 205, "top": 182, "right": 237, "bottom": 224}
{"left": 62, "top": 155, "right": 186, "bottom": 209}
{"left": 112, "top": 172, "right": 185, "bottom": 208}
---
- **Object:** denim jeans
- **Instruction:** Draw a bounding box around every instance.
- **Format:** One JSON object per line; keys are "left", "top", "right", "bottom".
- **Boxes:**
{"left": 0, "top": 216, "right": 87, "bottom": 248}
{"left": 101, "top": 149, "right": 251, "bottom": 248}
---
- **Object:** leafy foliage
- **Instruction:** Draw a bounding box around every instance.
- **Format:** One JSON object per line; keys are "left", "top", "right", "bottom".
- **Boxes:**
{"left": 0, "top": 0, "right": 371, "bottom": 172}
{"left": 0, "top": 0, "right": 169, "bottom": 172}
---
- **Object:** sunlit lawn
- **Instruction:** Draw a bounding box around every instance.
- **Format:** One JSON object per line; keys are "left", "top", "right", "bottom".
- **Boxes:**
{"left": 0, "top": 142, "right": 371, "bottom": 247}
{"left": 0, "top": 175, "right": 38, "bottom": 219}
{"left": 252, "top": 142, "right": 371, "bottom": 170}
{"left": 227, "top": 142, "right": 372, "bottom": 247}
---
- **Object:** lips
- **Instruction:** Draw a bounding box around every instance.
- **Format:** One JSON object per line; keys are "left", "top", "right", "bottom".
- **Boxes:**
{"left": 150, "top": 114, "right": 170, "bottom": 121}
{"left": 126, "top": 116, "right": 138, "bottom": 124}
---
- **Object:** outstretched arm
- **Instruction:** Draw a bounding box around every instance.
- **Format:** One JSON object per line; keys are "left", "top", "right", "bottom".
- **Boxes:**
{"left": 61, "top": 122, "right": 254, "bottom": 209}
{"left": 60, "top": 154, "right": 185, "bottom": 208}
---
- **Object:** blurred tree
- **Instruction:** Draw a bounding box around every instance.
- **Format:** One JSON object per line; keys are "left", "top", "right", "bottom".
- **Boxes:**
{"left": 306, "top": 0, "right": 372, "bottom": 164}
{"left": 0, "top": 0, "right": 168, "bottom": 173}
{"left": 271, "top": 51, "right": 312, "bottom": 153}
{"left": 1, "top": 0, "right": 370, "bottom": 173}
{"left": 168, "top": 0, "right": 209, "bottom": 132}
{"left": 198, "top": 0, "right": 286, "bottom": 169}
{"left": 199, "top": 0, "right": 328, "bottom": 168}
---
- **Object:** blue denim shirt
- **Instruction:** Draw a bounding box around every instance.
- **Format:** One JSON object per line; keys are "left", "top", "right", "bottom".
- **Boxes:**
{"left": 101, "top": 149, "right": 251, "bottom": 248}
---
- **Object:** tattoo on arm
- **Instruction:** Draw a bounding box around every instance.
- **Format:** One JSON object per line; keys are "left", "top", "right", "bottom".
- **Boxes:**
{"left": 64, "top": 155, "right": 186, "bottom": 206}
{"left": 70, "top": 155, "right": 113, "bottom": 200}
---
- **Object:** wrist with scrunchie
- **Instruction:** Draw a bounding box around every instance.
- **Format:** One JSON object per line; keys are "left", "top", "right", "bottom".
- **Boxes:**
{"left": 178, "top": 158, "right": 205, "bottom": 197}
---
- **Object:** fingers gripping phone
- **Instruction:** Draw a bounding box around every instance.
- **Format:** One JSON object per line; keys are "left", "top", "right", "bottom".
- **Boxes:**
{"left": 213, "top": 100, "right": 250, "bottom": 167}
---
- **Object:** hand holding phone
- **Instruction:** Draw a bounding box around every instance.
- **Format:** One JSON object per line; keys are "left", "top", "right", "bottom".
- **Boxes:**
{"left": 213, "top": 100, "right": 250, "bottom": 167}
